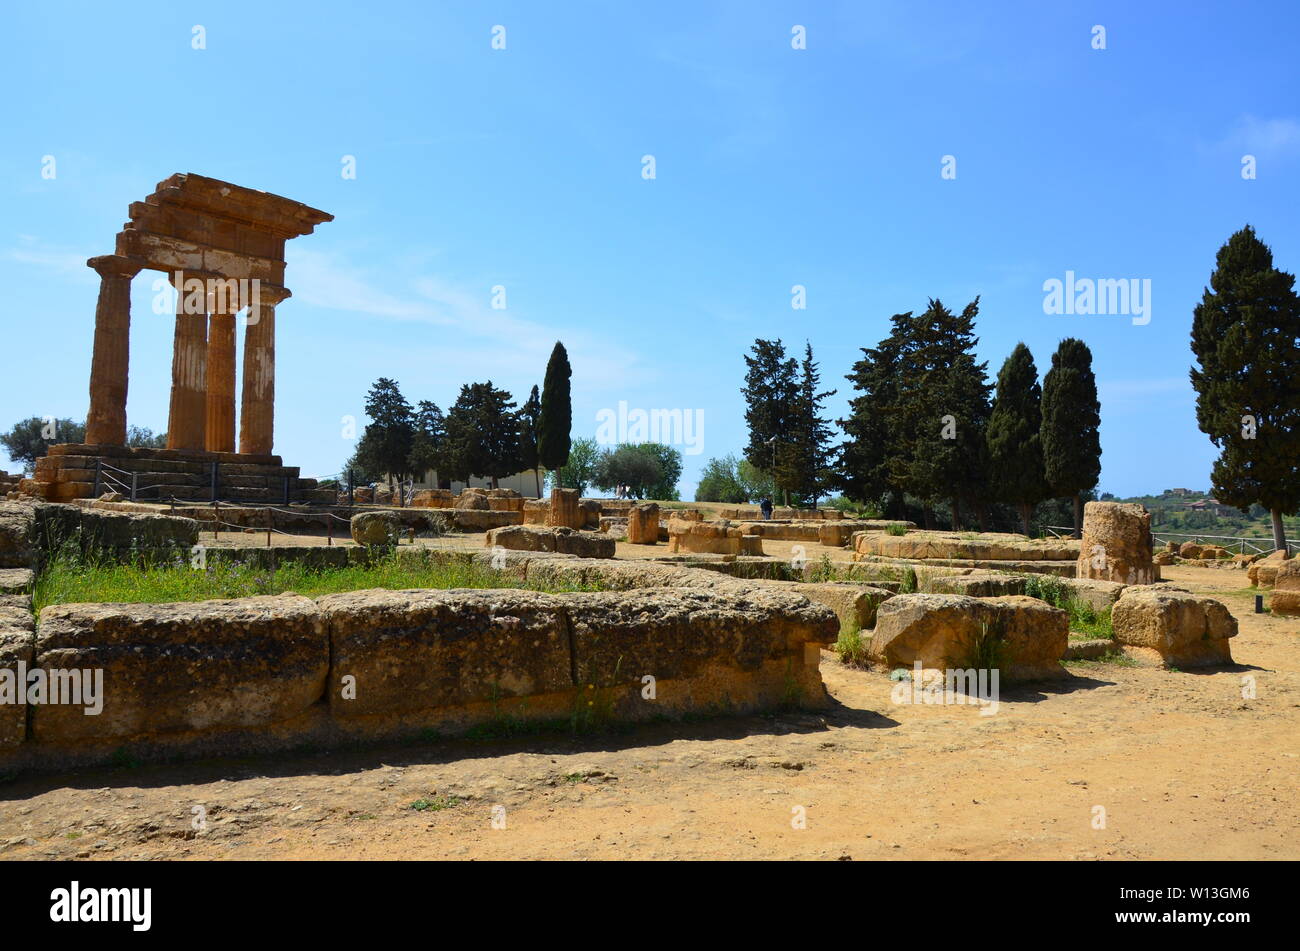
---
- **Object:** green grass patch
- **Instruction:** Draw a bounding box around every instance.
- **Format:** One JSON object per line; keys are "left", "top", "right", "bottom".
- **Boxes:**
{"left": 885, "top": 524, "right": 909, "bottom": 536}
{"left": 835, "top": 623, "right": 871, "bottom": 668}
{"left": 1022, "top": 575, "right": 1113, "bottom": 639}
{"left": 32, "top": 547, "right": 607, "bottom": 614}
{"left": 409, "top": 795, "right": 461, "bottom": 812}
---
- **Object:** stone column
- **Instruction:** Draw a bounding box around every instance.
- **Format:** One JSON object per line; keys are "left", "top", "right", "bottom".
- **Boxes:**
{"left": 166, "top": 272, "right": 208, "bottom": 450}
{"left": 205, "top": 307, "right": 238, "bottom": 454}
{"left": 238, "top": 285, "right": 289, "bottom": 456}
{"left": 85, "top": 255, "right": 143, "bottom": 446}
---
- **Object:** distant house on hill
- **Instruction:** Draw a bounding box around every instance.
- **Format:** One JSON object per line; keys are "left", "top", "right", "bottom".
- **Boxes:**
{"left": 410, "top": 467, "right": 545, "bottom": 498}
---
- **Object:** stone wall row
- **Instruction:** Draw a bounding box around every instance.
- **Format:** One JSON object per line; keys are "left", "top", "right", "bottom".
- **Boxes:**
{"left": 0, "top": 584, "right": 838, "bottom": 772}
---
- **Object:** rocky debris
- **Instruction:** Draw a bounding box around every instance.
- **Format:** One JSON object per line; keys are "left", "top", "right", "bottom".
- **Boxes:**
{"left": 0, "top": 594, "right": 34, "bottom": 749}
{"left": 578, "top": 499, "right": 602, "bottom": 529}
{"left": 484, "top": 525, "right": 616, "bottom": 559}
{"left": 0, "top": 568, "right": 33, "bottom": 595}
{"left": 869, "top": 593, "right": 1069, "bottom": 682}
{"left": 1059, "top": 577, "right": 1127, "bottom": 613}
{"left": 33, "top": 595, "right": 327, "bottom": 742}
{"left": 1111, "top": 586, "right": 1237, "bottom": 668}
{"left": 1077, "top": 501, "right": 1155, "bottom": 585}
{"left": 1269, "top": 559, "right": 1300, "bottom": 616}
{"left": 1179, "top": 542, "right": 1203, "bottom": 559}
{"left": 350, "top": 511, "right": 401, "bottom": 547}
{"left": 628, "top": 503, "right": 660, "bottom": 544}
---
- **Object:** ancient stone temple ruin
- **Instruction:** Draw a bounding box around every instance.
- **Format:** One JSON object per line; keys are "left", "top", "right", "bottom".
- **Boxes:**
{"left": 23, "top": 173, "right": 335, "bottom": 503}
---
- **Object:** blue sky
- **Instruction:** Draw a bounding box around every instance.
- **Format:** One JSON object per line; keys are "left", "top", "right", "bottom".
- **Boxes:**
{"left": 3, "top": 0, "right": 1298, "bottom": 498}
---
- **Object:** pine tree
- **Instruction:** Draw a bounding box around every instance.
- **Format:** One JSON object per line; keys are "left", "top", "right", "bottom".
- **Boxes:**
{"left": 886, "top": 299, "right": 991, "bottom": 529}
{"left": 443, "top": 382, "right": 520, "bottom": 489}
{"left": 357, "top": 378, "right": 415, "bottom": 491}
{"left": 839, "top": 313, "right": 911, "bottom": 517}
{"left": 1191, "top": 226, "right": 1300, "bottom": 551}
{"left": 408, "top": 400, "right": 447, "bottom": 483}
{"left": 741, "top": 338, "right": 799, "bottom": 505}
{"left": 986, "top": 344, "right": 1049, "bottom": 536}
{"left": 518, "top": 384, "right": 542, "bottom": 497}
{"left": 789, "top": 342, "right": 837, "bottom": 506}
{"left": 538, "top": 342, "right": 572, "bottom": 485}
{"left": 1041, "top": 338, "right": 1102, "bottom": 538}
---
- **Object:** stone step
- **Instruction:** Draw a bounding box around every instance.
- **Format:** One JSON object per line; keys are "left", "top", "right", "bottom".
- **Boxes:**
{"left": 38, "top": 455, "right": 301, "bottom": 479}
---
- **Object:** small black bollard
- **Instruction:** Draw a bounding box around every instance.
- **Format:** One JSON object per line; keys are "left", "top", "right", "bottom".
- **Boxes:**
{"left": 1255, "top": 594, "right": 1264, "bottom": 614}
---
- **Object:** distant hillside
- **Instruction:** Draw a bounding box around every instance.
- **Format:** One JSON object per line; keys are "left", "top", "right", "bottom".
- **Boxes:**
{"left": 1105, "top": 488, "right": 1299, "bottom": 540}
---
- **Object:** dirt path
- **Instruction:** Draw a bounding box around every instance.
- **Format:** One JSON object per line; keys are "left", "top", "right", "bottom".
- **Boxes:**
{"left": 2, "top": 566, "right": 1296, "bottom": 861}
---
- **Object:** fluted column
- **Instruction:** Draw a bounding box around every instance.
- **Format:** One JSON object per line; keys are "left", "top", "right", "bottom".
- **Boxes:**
{"left": 166, "top": 273, "right": 209, "bottom": 450}
{"left": 85, "top": 255, "right": 143, "bottom": 446}
{"left": 205, "top": 307, "right": 238, "bottom": 453}
{"left": 239, "top": 285, "right": 289, "bottom": 456}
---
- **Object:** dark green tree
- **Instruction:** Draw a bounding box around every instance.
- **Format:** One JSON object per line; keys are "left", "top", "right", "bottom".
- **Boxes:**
{"left": 839, "top": 313, "right": 910, "bottom": 518}
{"left": 538, "top": 342, "right": 572, "bottom": 483}
{"left": 1, "top": 416, "right": 85, "bottom": 473}
{"left": 517, "top": 384, "right": 543, "bottom": 497}
{"left": 593, "top": 445, "right": 662, "bottom": 499}
{"left": 548, "top": 436, "right": 599, "bottom": 495}
{"left": 443, "top": 382, "right": 521, "bottom": 489}
{"left": 1190, "top": 225, "right": 1300, "bottom": 551}
{"left": 408, "top": 400, "right": 447, "bottom": 482}
{"left": 695, "top": 454, "right": 749, "bottom": 504}
{"left": 787, "top": 341, "right": 837, "bottom": 506}
{"left": 356, "top": 378, "right": 416, "bottom": 490}
{"left": 986, "top": 343, "right": 1050, "bottom": 536}
{"left": 886, "top": 299, "right": 991, "bottom": 529}
{"left": 630, "top": 442, "right": 683, "bottom": 501}
{"left": 1041, "top": 338, "right": 1102, "bottom": 538}
{"left": 741, "top": 338, "right": 799, "bottom": 505}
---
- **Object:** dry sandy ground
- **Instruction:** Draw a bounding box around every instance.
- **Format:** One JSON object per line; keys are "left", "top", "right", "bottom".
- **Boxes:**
{"left": 1, "top": 565, "right": 1296, "bottom": 861}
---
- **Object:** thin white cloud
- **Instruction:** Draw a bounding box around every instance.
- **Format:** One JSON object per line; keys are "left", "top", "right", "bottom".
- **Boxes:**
{"left": 1208, "top": 114, "right": 1300, "bottom": 161}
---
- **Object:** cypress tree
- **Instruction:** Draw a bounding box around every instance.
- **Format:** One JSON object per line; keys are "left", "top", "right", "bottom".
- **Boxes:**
{"left": 1191, "top": 226, "right": 1300, "bottom": 552}
{"left": 538, "top": 342, "right": 572, "bottom": 485}
{"left": 987, "top": 343, "right": 1049, "bottom": 536}
{"left": 1041, "top": 338, "right": 1102, "bottom": 538}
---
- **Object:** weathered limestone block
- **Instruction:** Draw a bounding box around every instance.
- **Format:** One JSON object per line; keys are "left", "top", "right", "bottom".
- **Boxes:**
{"left": 667, "top": 518, "right": 751, "bottom": 555}
{"left": 579, "top": 499, "right": 602, "bottom": 529}
{"left": 0, "top": 502, "right": 36, "bottom": 568}
{"left": 924, "top": 572, "right": 1027, "bottom": 598}
{"left": 0, "top": 568, "right": 33, "bottom": 595}
{"left": 1269, "top": 560, "right": 1300, "bottom": 616}
{"left": 453, "top": 509, "right": 523, "bottom": 532}
{"left": 484, "top": 525, "right": 614, "bottom": 559}
{"left": 1178, "top": 541, "right": 1203, "bottom": 559}
{"left": 1248, "top": 550, "right": 1290, "bottom": 588}
{"left": 547, "top": 488, "right": 583, "bottom": 529}
{"left": 352, "top": 486, "right": 374, "bottom": 503}
{"left": 411, "top": 489, "right": 453, "bottom": 508}
{"left": 33, "top": 503, "right": 199, "bottom": 558}
{"left": 1154, "top": 551, "right": 1175, "bottom": 566}
{"left": 32, "top": 595, "right": 326, "bottom": 743}
{"left": 1201, "top": 546, "right": 1229, "bottom": 560}
{"left": 0, "top": 598, "right": 34, "bottom": 749}
{"left": 350, "top": 511, "right": 400, "bottom": 547}
{"left": 628, "top": 503, "right": 660, "bottom": 544}
{"left": 454, "top": 490, "right": 490, "bottom": 510}
{"left": 869, "top": 593, "right": 1068, "bottom": 682}
{"left": 1058, "top": 577, "right": 1127, "bottom": 613}
{"left": 739, "top": 534, "right": 763, "bottom": 555}
{"left": 818, "top": 521, "right": 859, "bottom": 548}
{"left": 759, "top": 581, "right": 893, "bottom": 631}
{"left": 522, "top": 498, "right": 550, "bottom": 525}
{"left": 1111, "top": 587, "right": 1237, "bottom": 667}
{"left": 373, "top": 485, "right": 394, "bottom": 505}
{"left": 486, "top": 488, "right": 524, "bottom": 512}
{"left": 564, "top": 588, "right": 838, "bottom": 711}
{"left": 320, "top": 589, "right": 573, "bottom": 719}
{"left": 857, "top": 530, "right": 1078, "bottom": 562}
{"left": 1077, "top": 502, "right": 1155, "bottom": 585}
